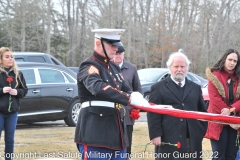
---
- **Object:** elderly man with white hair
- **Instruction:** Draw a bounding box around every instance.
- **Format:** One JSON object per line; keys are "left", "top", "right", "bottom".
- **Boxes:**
{"left": 147, "top": 49, "right": 208, "bottom": 160}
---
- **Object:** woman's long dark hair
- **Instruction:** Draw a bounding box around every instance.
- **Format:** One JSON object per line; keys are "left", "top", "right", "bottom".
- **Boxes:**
{"left": 211, "top": 49, "right": 240, "bottom": 79}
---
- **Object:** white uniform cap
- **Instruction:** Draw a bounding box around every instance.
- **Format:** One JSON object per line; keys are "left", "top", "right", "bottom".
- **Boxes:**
{"left": 92, "top": 28, "right": 125, "bottom": 40}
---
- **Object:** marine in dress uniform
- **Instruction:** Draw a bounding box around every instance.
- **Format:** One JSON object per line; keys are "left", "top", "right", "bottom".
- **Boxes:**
{"left": 74, "top": 29, "right": 150, "bottom": 160}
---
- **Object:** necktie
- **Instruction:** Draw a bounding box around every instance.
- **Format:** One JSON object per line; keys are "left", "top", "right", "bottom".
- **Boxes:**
{"left": 178, "top": 82, "right": 182, "bottom": 87}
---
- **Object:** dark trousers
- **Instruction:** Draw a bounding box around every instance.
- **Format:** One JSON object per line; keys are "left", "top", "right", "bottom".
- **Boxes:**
{"left": 126, "top": 125, "right": 133, "bottom": 158}
{"left": 0, "top": 112, "right": 18, "bottom": 160}
{"left": 210, "top": 125, "right": 238, "bottom": 160}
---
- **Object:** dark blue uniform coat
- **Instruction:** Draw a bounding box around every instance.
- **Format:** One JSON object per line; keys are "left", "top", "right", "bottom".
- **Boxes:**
{"left": 75, "top": 51, "right": 132, "bottom": 150}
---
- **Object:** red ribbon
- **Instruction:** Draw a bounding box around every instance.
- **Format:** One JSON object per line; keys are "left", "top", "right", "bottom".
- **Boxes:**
{"left": 128, "top": 103, "right": 240, "bottom": 125}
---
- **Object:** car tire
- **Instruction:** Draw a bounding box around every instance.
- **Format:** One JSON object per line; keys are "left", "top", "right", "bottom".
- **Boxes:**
{"left": 64, "top": 99, "right": 81, "bottom": 127}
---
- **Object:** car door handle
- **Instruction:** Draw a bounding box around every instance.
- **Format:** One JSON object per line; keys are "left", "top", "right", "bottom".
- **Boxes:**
{"left": 66, "top": 88, "right": 73, "bottom": 91}
{"left": 32, "top": 90, "right": 40, "bottom": 93}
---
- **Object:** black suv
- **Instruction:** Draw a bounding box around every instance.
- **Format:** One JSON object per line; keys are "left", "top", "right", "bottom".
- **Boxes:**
{"left": 13, "top": 52, "right": 65, "bottom": 66}
{"left": 17, "top": 62, "right": 80, "bottom": 126}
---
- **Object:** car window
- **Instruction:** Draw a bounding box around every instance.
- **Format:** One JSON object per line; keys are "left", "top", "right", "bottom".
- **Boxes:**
{"left": 138, "top": 69, "right": 163, "bottom": 82}
{"left": 27, "top": 56, "right": 46, "bottom": 63}
{"left": 15, "top": 58, "right": 25, "bottom": 62}
{"left": 193, "top": 74, "right": 205, "bottom": 81}
{"left": 51, "top": 58, "right": 61, "bottom": 65}
{"left": 20, "top": 69, "right": 36, "bottom": 84}
{"left": 63, "top": 72, "right": 75, "bottom": 83}
{"left": 161, "top": 73, "right": 169, "bottom": 80}
{"left": 39, "top": 69, "right": 65, "bottom": 83}
{"left": 68, "top": 67, "right": 78, "bottom": 73}
{"left": 186, "top": 74, "right": 192, "bottom": 81}
{"left": 187, "top": 73, "right": 200, "bottom": 82}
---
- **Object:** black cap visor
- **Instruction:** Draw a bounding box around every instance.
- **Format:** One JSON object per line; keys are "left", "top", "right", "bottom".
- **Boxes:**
{"left": 101, "top": 38, "right": 122, "bottom": 46}
{"left": 117, "top": 46, "right": 125, "bottom": 53}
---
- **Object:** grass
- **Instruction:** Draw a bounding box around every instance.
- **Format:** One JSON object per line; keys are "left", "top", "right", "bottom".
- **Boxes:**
{"left": 0, "top": 122, "right": 211, "bottom": 160}
{"left": 131, "top": 122, "right": 211, "bottom": 160}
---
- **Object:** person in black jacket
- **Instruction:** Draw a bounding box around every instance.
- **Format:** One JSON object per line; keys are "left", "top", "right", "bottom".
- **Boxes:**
{"left": 113, "top": 44, "right": 142, "bottom": 159}
{"left": 0, "top": 47, "right": 28, "bottom": 160}
{"left": 74, "top": 29, "right": 150, "bottom": 160}
{"left": 147, "top": 49, "right": 207, "bottom": 160}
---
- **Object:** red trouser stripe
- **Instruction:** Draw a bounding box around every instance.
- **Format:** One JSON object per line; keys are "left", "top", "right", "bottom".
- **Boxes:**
{"left": 84, "top": 145, "right": 88, "bottom": 160}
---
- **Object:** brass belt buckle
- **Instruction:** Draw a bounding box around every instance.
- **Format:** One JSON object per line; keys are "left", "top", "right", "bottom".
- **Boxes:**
{"left": 115, "top": 103, "right": 123, "bottom": 109}
{"left": 115, "top": 103, "right": 126, "bottom": 117}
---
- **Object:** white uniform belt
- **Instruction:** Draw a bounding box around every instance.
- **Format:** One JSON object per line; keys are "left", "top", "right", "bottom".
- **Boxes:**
{"left": 81, "top": 101, "right": 115, "bottom": 108}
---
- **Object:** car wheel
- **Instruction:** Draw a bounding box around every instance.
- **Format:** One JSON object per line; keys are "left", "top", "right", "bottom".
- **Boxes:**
{"left": 64, "top": 99, "right": 81, "bottom": 127}
{"left": 144, "top": 93, "right": 150, "bottom": 101}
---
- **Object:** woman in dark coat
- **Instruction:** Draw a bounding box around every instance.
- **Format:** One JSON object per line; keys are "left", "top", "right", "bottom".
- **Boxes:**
{"left": 0, "top": 47, "right": 28, "bottom": 160}
{"left": 147, "top": 50, "right": 207, "bottom": 160}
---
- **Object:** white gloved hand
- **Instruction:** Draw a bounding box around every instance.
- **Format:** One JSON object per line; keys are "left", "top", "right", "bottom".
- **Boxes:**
{"left": 130, "top": 92, "right": 151, "bottom": 107}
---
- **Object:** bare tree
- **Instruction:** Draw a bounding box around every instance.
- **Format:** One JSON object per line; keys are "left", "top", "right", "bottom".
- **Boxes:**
{"left": 78, "top": 0, "right": 88, "bottom": 64}
{"left": 45, "top": 0, "right": 53, "bottom": 54}
{"left": 1, "top": 0, "right": 240, "bottom": 72}
{"left": 66, "top": 0, "right": 79, "bottom": 66}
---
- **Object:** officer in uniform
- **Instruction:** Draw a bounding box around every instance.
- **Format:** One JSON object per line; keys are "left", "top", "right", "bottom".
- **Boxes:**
{"left": 74, "top": 28, "right": 150, "bottom": 160}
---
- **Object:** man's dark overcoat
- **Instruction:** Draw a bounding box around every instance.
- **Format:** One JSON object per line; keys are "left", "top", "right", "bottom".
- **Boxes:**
{"left": 120, "top": 60, "right": 142, "bottom": 125}
{"left": 147, "top": 76, "right": 207, "bottom": 160}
